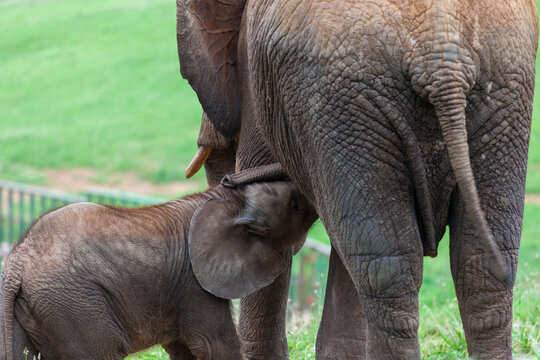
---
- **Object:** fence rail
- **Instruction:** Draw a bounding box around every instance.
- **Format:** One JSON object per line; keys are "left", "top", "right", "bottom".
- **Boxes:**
{"left": 85, "top": 187, "right": 165, "bottom": 207}
{"left": 0, "top": 180, "right": 87, "bottom": 247}
{"left": 0, "top": 180, "right": 330, "bottom": 311}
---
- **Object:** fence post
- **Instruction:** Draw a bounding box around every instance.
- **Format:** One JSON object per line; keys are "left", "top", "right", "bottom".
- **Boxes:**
{"left": 0, "top": 187, "right": 3, "bottom": 243}
{"left": 8, "top": 189, "right": 13, "bottom": 243}
{"left": 30, "top": 194, "right": 35, "bottom": 224}
{"left": 19, "top": 192, "right": 25, "bottom": 237}
{"left": 40, "top": 195, "right": 46, "bottom": 217}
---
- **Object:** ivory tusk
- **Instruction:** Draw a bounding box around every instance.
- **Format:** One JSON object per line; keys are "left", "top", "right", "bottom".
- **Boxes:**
{"left": 185, "top": 146, "right": 212, "bottom": 178}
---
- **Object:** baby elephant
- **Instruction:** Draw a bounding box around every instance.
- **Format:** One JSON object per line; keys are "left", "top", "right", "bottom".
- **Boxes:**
{"left": 0, "top": 180, "right": 315, "bottom": 360}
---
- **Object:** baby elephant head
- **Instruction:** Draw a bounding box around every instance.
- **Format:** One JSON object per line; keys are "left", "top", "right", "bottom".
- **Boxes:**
{"left": 189, "top": 181, "right": 316, "bottom": 299}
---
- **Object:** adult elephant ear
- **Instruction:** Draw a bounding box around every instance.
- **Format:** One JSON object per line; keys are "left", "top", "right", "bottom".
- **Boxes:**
{"left": 188, "top": 198, "right": 283, "bottom": 299}
{"left": 176, "top": 0, "right": 246, "bottom": 138}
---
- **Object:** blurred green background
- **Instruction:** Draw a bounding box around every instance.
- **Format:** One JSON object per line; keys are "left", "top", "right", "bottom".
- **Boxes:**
{"left": 1, "top": 0, "right": 539, "bottom": 358}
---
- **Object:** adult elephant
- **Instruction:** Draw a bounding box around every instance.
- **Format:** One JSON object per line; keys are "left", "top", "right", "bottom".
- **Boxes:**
{"left": 176, "top": 0, "right": 538, "bottom": 359}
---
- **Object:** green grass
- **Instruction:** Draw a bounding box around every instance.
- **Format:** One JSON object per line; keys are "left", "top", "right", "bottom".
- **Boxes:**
{"left": 1, "top": 0, "right": 540, "bottom": 192}
{"left": 1, "top": 0, "right": 540, "bottom": 358}
{"left": 0, "top": 0, "right": 205, "bottom": 186}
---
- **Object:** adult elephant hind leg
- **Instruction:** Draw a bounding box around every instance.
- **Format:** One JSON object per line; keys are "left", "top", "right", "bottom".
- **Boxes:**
{"left": 448, "top": 192, "right": 516, "bottom": 360}
{"left": 0, "top": 285, "right": 6, "bottom": 360}
{"left": 316, "top": 246, "right": 367, "bottom": 359}
{"left": 315, "top": 170, "right": 424, "bottom": 359}
{"left": 447, "top": 100, "right": 529, "bottom": 359}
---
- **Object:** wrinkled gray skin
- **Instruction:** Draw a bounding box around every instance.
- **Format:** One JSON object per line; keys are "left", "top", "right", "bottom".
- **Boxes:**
{"left": 0, "top": 181, "right": 315, "bottom": 360}
{"left": 176, "top": 0, "right": 538, "bottom": 358}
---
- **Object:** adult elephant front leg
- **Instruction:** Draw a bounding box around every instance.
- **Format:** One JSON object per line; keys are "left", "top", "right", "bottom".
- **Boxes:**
{"left": 191, "top": 121, "right": 292, "bottom": 359}
{"left": 233, "top": 117, "right": 294, "bottom": 359}
{"left": 319, "top": 171, "right": 423, "bottom": 358}
{"left": 238, "top": 252, "right": 293, "bottom": 359}
{"left": 316, "top": 246, "right": 367, "bottom": 359}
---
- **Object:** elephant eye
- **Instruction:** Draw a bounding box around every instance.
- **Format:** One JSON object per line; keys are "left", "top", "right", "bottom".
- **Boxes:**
{"left": 289, "top": 196, "right": 298, "bottom": 211}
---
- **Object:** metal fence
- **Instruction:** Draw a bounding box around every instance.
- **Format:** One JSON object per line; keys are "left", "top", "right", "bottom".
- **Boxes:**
{"left": 0, "top": 180, "right": 330, "bottom": 310}
{"left": 0, "top": 181, "right": 163, "bottom": 255}
{"left": 0, "top": 180, "right": 87, "bottom": 257}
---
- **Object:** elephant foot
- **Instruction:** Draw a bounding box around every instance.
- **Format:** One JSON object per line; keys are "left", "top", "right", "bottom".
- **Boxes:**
{"left": 364, "top": 297, "right": 421, "bottom": 360}
{"left": 460, "top": 292, "right": 513, "bottom": 360}
{"left": 467, "top": 307, "right": 511, "bottom": 335}
{"left": 366, "top": 326, "right": 421, "bottom": 360}
{"left": 365, "top": 300, "right": 419, "bottom": 340}
{"left": 240, "top": 338, "right": 289, "bottom": 360}
{"left": 359, "top": 253, "right": 422, "bottom": 359}
{"left": 316, "top": 337, "right": 367, "bottom": 360}
{"left": 450, "top": 245, "right": 514, "bottom": 358}
{"left": 162, "top": 340, "right": 196, "bottom": 360}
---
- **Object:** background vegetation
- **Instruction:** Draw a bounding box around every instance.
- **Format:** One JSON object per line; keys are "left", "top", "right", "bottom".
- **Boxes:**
{"left": 1, "top": 0, "right": 539, "bottom": 358}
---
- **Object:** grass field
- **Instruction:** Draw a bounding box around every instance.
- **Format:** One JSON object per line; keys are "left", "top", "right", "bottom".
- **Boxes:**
{"left": 0, "top": 0, "right": 205, "bottom": 187}
{"left": 1, "top": 0, "right": 540, "bottom": 358}
{"left": 1, "top": 0, "right": 540, "bottom": 192}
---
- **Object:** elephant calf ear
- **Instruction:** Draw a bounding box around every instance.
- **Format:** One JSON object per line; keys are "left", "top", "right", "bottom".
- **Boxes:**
{"left": 176, "top": 0, "right": 245, "bottom": 138}
{"left": 188, "top": 198, "right": 282, "bottom": 299}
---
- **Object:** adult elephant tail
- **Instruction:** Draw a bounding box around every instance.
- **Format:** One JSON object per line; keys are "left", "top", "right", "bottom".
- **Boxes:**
{"left": 407, "top": 0, "right": 510, "bottom": 284}
{"left": 431, "top": 76, "right": 509, "bottom": 284}
{"left": 410, "top": 54, "right": 510, "bottom": 284}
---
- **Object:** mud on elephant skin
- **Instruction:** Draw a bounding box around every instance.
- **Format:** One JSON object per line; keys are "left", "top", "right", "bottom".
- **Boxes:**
{"left": 177, "top": 0, "right": 538, "bottom": 358}
{"left": 0, "top": 176, "right": 316, "bottom": 360}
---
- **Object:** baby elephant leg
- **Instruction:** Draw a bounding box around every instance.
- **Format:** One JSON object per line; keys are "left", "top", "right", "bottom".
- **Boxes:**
{"left": 18, "top": 282, "right": 129, "bottom": 360}
{"left": 1, "top": 287, "right": 42, "bottom": 360}
{"left": 12, "top": 320, "right": 38, "bottom": 360}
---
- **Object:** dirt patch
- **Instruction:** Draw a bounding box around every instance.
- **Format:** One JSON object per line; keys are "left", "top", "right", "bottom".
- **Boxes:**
{"left": 8, "top": 167, "right": 540, "bottom": 205}
{"left": 43, "top": 168, "right": 200, "bottom": 197}
{"left": 525, "top": 194, "right": 540, "bottom": 205}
